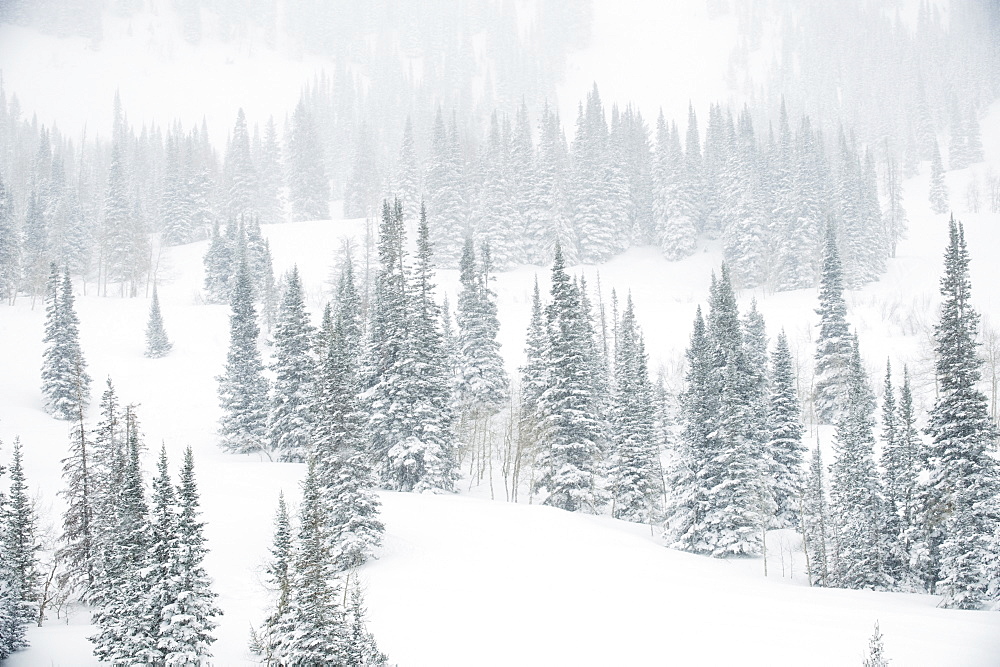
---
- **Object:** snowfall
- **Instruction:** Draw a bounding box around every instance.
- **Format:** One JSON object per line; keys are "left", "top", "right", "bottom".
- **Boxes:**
{"left": 2, "top": 1, "right": 1000, "bottom": 665}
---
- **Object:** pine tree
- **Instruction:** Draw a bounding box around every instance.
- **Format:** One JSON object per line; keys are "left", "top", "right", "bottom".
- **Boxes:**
{"left": 90, "top": 418, "right": 151, "bottom": 663}
{"left": 767, "top": 330, "right": 806, "bottom": 528}
{"left": 3, "top": 440, "right": 39, "bottom": 628}
{"left": 314, "top": 263, "right": 383, "bottom": 571}
{"left": 145, "top": 284, "right": 173, "bottom": 358}
{"left": 829, "top": 336, "right": 889, "bottom": 590}
{"left": 455, "top": 238, "right": 509, "bottom": 418}
{"left": 276, "top": 459, "right": 346, "bottom": 663}
{"left": 653, "top": 114, "right": 697, "bottom": 260}
{"left": 880, "top": 360, "right": 917, "bottom": 588}
{"left": 863, "top": 622, "right": 889, "bottom": 667}
{"left": 0, "top": 174, "right": 18, "bottom": 305}
{"left": 226, "top": 108, "right": 258, "bottom": 220}
{"left": 607, "top": 295, "right": 660, "bottom": 522}
{"left": 217, "top": 260, "right": 270, "bottom": 456}
{"left": 395, "top": 117, "right": 421, "bottom": 223}
{"left": 0, "top": 439, "right": 27, "bottom": 659}
{"left": 813, "top": 225, "right": 853, "bottom": 424}
{"left": 251, "top": 492, "right": 293, "bottom": 663}
{"left": 929, "top": 140, "right": 949, "bottom": 214}
{"left": 533, "top": 245, "right": 604, "bottom": 512}
{"left": 268, "top": 267, "right": 316, "bottom": 462}
{"left": 343, "top": 584, "right": 389, "bottom": 667}
{"left": 802, "top": 446, "right": 831, "bottom": 587}
{"left": 287, "top": 100, "right": 329, "bottom": 221}
{"left": 922, "top": 217, "right": 999, "bottom": 608}
{"left": 56, "top": 404, "right": 96, "bottom": 598}
{"left": 257, "top": 116, "right": 286, "bottom": 225}
{"left": 158, "top": 446, "right": 221, "bottom": 664}
{"left": 41, "top": 265, "right": 91, "bottom": 420}
{"left": 425, "top": 109, "right": 467, "bottom": 266}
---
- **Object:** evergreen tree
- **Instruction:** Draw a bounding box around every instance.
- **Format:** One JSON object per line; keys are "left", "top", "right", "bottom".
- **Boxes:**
{"left": 41, "top": 266, "right": 91, "bottom": 420}
{"left": 158, "top": 446, "right": 221, "bottom": 663}
{"left": 766, "top": 330, "right": 806, "bottom": 528}
{"left": 395, "top": 117, "right": 421, "bottom": 223}
{"left": 533, "top": 245, "right": 604, "bottom": 512}
{"left": 251, "top": 492, "right": 292, "bottom": 663}
{"left": 879, "top": 360, "right": 917, "bottom": 588}
{"left": 922, "top": 217, "right": 999, "bottom": 608}
{"left": 314, "top": 262, "right": 383, "bottom": 571}
{"left": 607, "top": 295, "right": 660, "bottom": 522}
{"left": 0, "top": 174, "right": 18, "bottom": 305}
{"left": 929, "top": 140, "right": 949, "bottom": 214}
{"left": 3, "top": 440, "right": 39, "bottom": 628}
{"left": 56, "top": 404, "right": 96, "bottom": 598}
{"left": 343, "top": 122, "right": 382, "bottom": 220}
{"left": 257, "top": 116, "right": 286, "bottom": 225}
{"left": 863, "top": 622, "right": 889, "bottom": 667}
{"left": 343, "top": 584, "right": 389, "bottom": 667}
{"left": 829, "top": 336, "right": 889, "bottom": 590}
{"left": 653, "top": 114, "right": 697, "bottom": 260}
{"left": 202, "top": 220, "right": 232, "bottom": 304}
{"left": 225, "top": 108, "right": 258, "bottom": 220}
{"left": 802, "top": 446, "right": 831, "bottom": 587}
{"left": 813, "top": 225, "right": 853, "bottom": 424}
{"left": 217, "top": 260, "right": 270, "bottom": 456}
{"left": 0, "top": 440, "right": 27, "bottom": 659}
{"left": 455, "top": 238, "right": 509, "bottom": 418}
{"left": 425, "top": 109, "right": 467, "bottom": 266}
{"left": 145, "top": 284, "right": 173, "bottom": 358}
{"left": 90, "top": 417, "right": 151, "bottom": 663}
{"left": 287, "top": 100, "right": 329, "bottom": 221}
{"left": 268, "top": 267, "right": 316, "bottom": 462}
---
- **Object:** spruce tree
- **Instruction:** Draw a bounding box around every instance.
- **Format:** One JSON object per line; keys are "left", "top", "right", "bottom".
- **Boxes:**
{"left": 41, "top": 265, "right": 91, "bottom": 420}
{"left": 158, "top": 446, "right": 221, "bottom": 663}
{"left": 3, "top": 440, "right": 39, "bottom": 628}
{"left": 813, "top": 225, "right": 853, "bottom": 425}
{"left": 829, "top": 336, "right": 889, "bottom": 590}
{"left": 880, "top": 360, "right": 916, "bottom": 588}
{"left": 226, "top": 108, "right": 258, "bottom": 220}
{"left": 287, "top": 100, "right": 329, "bottom": 221}
{"left": 145, "top": 284, "right": 173, "bottom": 358}
{"left": 0, "top": 440, "right": 27, "bottom": 659}
{"left": 251, "top": 492, "right": 292, "bottom": 663}
{"left": 766, "top": 330, "right": 806, "bottom": 528}
{"left": 533, "top": 244, "right": 604, "bottom": 512}
{"left": 802, "top": 446, "right": 831, "bottom": 587}
{"left": 929, "top": 140, "right": 949, "bottom": 214}
{"left": 923, "top": 217, "right": 999, "bottom": 608}
{"left": 607, "top": 295, "right": 660, "bottom": 522}
{"left": 314, "top": 263, "right": 383, "bottom": 571}
{"left": 344, "top": 584, "right": 389, "bottom": 667}
{"left": 0, "top": 174, "right": 18, "bottom": 305}
{"left": 268, "top": 266, "right": 316, "bottom": 462}
{"left": 56, "top": 404, "right": 96, "bottom": 598}
{"left": 455, "top": 237, "right": 509, "bottom": 418}
{"left": 217, "top": 260, "right": 270, "bottom": 456}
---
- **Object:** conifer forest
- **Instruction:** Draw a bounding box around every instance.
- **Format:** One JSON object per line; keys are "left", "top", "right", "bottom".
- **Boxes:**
{"left": 2, "top": 1, "right": 1000, "bottom": 665}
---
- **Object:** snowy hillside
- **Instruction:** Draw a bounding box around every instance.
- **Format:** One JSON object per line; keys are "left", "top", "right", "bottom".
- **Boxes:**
{"left": 2, "top": 0, "right": 1000, "bottom": 665}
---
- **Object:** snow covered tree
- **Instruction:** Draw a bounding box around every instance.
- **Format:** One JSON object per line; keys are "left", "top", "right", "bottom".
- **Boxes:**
{"left": 0, "top": 174, "right": 18, "bottom": 305}
{"left": 829, "top": 336, "right": 889, "bottom": 590}
{"left": 929, "top": 140, "right": 949, "bottom": 214}
{"left": 41, "top": 265, "right": 91, "bottom": 420}
{"left": 766, "top": 330, "right": 805, "bottom": 528}
{"left": 455, "top": 237, "right": 509, "bottom": 418}
{"left": 425, "top": 109, "right": 467, "bottom": 266}
{"left": 343, "top": 583, "right": 389, "bottom": 667}
{"left": 0, "top": 440, "right": 28, "bottom": 659}
{"left": 256, "top": 116, "right": 285, "bottom": 225}
{"left": 365, "top": 201, "right": 457, "bottom": 492}
{"left": 922, "top": 217, "right": 999, "bottom": 608}
{"left": 56, "top": 402, "right": 96, "bottom": 599}
{"left": 880, "top": 361, "right": 920, "bottom": 588}
{"left": 145, "top": 284, "right": 172, "bottom": 358}
{"left": 217, "top": 260, "right": 270, "bottom": 456}
{"left": 2, "top": 440, "right": 39, "bottom": 628}
{"left": 314, "top": 262, "right": 383, "bottom": 571}
{"left": 251, "top": 492, "right": 293, "bottom": 663}
{"left": 157, "top": 446, "right": 221, "bottom": 664}
{"left": 863, "top": 622, "right": 889, "bottom": 667}
{"left": 802, "top": 446, "right": 832, "bottom": 587}
{"left": 533, "top": 244, "right": 605, "bottom": 512}
{"left": 287, "top": 100, "right": 329, "bottom": 221}
{"left": 607, "top": 295, "right": 660, "bottom": 522}
{"left": 653, "top": 114, "right": 697, "bottom": 260}
{"left": 813, "top": 225, "right": 853, "bottom": 425}
{"left": 268, "top": 266, "right": 316, "bottom": 462}
{"left": 343, "top": 122, "right": 382, "bottom": 220}
{"left": 225, "top": 108, "right": 258, "bottom": 220}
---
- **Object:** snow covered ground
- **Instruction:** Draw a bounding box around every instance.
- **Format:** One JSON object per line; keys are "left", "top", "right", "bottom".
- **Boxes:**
{"left": 3, "top": 0, "right": 1000, "bottom": 664}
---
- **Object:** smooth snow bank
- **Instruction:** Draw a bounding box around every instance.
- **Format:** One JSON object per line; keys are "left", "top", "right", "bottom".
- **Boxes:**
{"left": 367, "top": 492, "right": 999, "bottom": 666}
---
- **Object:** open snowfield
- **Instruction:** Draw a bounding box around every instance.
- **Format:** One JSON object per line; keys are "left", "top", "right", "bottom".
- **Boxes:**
{"left": 2, "top": 0, "right": 1000, "bottom": 664}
